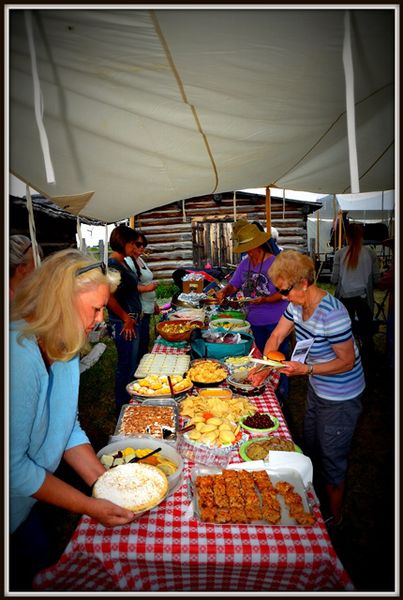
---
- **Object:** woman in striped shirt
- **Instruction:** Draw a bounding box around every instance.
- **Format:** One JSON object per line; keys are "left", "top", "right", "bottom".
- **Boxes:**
{"left": 249, "top": 250, "right": 365, "bottom": 526}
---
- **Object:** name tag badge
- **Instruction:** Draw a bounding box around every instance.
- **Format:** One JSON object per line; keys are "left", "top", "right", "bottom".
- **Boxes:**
{"left": 291, "top": 338, "right": 314, "bottom": 363}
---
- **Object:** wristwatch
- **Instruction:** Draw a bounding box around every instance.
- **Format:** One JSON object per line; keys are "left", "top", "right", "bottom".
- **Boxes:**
{"left": 306, "top": 364, "right": 314, "bottom": 376}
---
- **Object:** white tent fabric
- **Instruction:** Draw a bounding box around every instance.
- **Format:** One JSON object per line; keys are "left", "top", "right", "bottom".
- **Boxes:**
{"left": 307, "top": 190, "right": 395, "bottom": 254}
{"left": 334, "top": 190, "right": 394, "bottom": 212}
{"left": 8, "top": 7, "right": 395, "bottom": 223}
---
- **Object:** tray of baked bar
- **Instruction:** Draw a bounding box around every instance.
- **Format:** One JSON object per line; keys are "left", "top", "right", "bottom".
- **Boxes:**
{"left": 134, "top": 353, "right": 190, "bottom": 379}
{"left": 190, "top": 462, "right": 315, "bottom": 527}
{"left": 114, "top": 400, "right": 179, "bottom": 440}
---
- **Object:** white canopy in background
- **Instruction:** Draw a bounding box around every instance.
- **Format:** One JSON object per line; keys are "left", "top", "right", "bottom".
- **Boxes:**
{"left": 331, "top": 191, "right": 395, "bottom": 213}
{"left": 307, "top": 190, "right": 395, "bottom": 254}
{"left": 8, "top": 7, "right": 396, "bottom": 223}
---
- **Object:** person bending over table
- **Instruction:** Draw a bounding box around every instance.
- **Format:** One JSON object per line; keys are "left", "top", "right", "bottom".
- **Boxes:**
{"left": 9, "top": 250, "right": 137, "bottom": 591}
{"left": 248, "top": 250, "right": 365, "bottom": 526}
{"left": 215, "top": 220, "right": 290, "bottom": 403}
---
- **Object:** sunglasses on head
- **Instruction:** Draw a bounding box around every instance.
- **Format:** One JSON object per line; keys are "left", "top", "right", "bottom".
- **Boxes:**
{"left": 275, "top": 284, "right": 294, "bottom": 297}
{"left": 76, "top": 261, "right": 107, "bottom": 276}
{"left": 134, "top": 241, "right": 146, "bottom": 248}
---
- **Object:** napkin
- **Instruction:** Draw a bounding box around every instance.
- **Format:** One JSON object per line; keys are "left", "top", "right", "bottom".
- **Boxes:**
{"left": 266, "top": 451, "right": 313, "bottom": 488}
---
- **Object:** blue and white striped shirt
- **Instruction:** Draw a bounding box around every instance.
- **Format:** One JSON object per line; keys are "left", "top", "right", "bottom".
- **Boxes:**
{"left": 284, "top": 293, "right": 365, "bottom": 401}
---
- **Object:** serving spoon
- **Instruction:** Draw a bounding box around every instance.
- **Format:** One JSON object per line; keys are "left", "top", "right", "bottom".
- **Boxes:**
{"left": 110, "top": 447, "right": 162, "bottom": 468}
{"left": 129, "top": 447, "right": 162, "bottom": 463}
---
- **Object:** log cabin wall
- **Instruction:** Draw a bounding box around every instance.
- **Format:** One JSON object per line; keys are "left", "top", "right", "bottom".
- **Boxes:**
{"left": 133, "top": 192, "right": 319, "bottom": 283}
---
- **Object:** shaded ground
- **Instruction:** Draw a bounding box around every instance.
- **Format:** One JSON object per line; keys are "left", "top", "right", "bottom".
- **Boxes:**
{"left": 49, "top": 315, "right": 396, "bottom": 593}
{"left": 285, "top": 328, "right": 396, "bottom": 592}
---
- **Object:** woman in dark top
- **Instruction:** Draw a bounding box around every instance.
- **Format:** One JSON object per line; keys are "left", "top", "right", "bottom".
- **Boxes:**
{"left": 107, "top": 225, "right": 143, "bottom": 412}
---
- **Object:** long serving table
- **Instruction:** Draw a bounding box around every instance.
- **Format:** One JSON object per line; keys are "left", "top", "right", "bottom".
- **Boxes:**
{"left": 33, "top": 338, "right": 354, "bottom": 592}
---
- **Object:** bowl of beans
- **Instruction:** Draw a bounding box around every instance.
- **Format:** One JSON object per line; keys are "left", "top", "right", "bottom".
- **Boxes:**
{"left": 239, "top": 412, "right": 280, "bottom": 436}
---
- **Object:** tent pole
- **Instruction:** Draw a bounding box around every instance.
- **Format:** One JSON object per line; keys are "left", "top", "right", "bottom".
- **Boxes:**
{"left": 129, "top": 216, "right": 135, "bottom": 228}
{"left": 25, "top": 185, "right": 42, "bottom": 268}
{"left": 316, "top": 209, "right": 320, "bottom": 255}
{"left": 338, "top": 210, "right": 343, "bottom": 249}
{"left": 265, "top": 186, "right": 272, "bottom": 233}
{"left": 343, "top": 10, "right": 360, "bottom": 193}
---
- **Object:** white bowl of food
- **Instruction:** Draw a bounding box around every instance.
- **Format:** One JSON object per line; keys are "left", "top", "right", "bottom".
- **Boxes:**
{"left": 96, "top": 437, "right": 184, "bottom": 494}
{"left": 209, "top": 318, "right": 251, "bottom": 334}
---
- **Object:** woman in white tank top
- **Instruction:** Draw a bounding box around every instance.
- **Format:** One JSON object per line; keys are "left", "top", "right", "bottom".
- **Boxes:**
{"left": 125, "top": 231, "right": 160, "bottom": 363}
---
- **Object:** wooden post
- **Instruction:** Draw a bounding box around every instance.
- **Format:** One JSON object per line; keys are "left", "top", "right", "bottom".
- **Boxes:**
{"left": 337, "top": 210, "right": 343, "bottom": 249}
{"left": 265, "top": 186, "right": 272, "bottom": 233}
{"left": 129, "top": 216, "right": 135, "bottom": 229}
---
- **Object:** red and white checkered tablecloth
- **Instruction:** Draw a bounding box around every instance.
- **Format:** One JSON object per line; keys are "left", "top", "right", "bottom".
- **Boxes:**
{"left": 33, "top": 339, "right": 354, "bottom": 592}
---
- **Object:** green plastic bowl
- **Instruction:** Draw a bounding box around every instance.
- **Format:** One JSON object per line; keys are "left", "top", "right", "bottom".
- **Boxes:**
{"left": 239, "top": 413, "right": 280, "bottom": 435}
{"left": 239, "top": 436, "right": 303, "bottom": 461}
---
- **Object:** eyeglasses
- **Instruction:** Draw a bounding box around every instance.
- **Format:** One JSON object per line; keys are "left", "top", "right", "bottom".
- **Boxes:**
{"left": 275, "top": 284, "right": 294, "bottom": 296}
{"left": 76, "top": 261, "right": 107, "bottom": 276}
{"left": 134, "top": 241, "right": 146, "bottom": 248}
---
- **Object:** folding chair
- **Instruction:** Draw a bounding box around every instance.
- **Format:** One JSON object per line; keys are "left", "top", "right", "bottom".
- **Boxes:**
{"left": 374, "top": 290, "right": 390, "bottom": 323}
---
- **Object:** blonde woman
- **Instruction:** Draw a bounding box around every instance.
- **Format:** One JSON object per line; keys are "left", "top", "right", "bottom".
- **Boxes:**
{"left": 9, "top": 249, "right": 137, "bottom": 590}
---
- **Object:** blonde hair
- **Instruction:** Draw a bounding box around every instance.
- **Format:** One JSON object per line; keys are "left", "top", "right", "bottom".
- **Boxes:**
{"left": 268, "top": 250, "right": 316, "bottom": 286}
{"left": 11, "top": 249, "right": 120, "bottom": 362}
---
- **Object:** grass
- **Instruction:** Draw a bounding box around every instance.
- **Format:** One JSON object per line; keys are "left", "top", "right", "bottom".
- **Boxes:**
{"left": 49, "top": 289, "right": 395, "bottom": 592}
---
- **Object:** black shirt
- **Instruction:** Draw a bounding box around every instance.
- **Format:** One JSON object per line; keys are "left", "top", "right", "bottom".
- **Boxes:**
{"left": 108, "top": 258, "right": 142, "bottom": 319}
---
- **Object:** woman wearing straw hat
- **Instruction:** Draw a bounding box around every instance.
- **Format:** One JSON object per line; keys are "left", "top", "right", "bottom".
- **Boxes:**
{"left": 215, "top": 221, "right": 290, "bottom": 393}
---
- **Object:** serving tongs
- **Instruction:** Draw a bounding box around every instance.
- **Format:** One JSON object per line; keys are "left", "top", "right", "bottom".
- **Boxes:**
{"left": 165, "top": 423, "right": 196, "bottom": 440}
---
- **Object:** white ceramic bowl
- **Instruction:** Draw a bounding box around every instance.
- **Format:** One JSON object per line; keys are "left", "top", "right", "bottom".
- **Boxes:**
{"left": 210, "top": 318, "right": 251, "bottom": 334}
{"left": 96, "top": 437, "right": 184, "bottom": 494}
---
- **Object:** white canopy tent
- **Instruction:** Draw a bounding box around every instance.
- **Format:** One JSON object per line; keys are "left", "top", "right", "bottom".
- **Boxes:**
{"left": 307, "top": 190, "right": 395, "bottom": 255}
{"left": 7, "top": 7, "right": 396, "bottom": 224}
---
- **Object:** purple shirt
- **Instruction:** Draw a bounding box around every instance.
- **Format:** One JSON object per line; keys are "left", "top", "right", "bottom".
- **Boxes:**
{"left": 230, "top": 255, "right": 288, "bottom": 325}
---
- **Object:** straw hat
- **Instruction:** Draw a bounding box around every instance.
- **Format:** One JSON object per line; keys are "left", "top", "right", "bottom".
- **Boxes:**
{"left": 232, "top": 219, "right": 250, "bottom": 249}
{"left": 233, "top": 222, "right": 271, "bottom": 253}
{"left": 232, "top": 219, "right": 249, "bottom": 237}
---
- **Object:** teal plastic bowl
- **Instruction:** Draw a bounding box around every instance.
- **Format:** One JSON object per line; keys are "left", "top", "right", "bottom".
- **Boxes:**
{"left": 190, "top": 332, "right": 254, "bottom": 361}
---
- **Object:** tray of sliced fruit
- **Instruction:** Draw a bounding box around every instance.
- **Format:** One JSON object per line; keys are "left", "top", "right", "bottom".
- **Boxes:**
{"left": 127, "top": 374, "right": 193, "bottom": 398}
